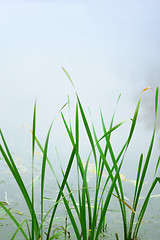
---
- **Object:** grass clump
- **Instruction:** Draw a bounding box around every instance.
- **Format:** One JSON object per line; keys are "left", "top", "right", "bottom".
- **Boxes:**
{"left": 0, "top": 68, "right": 159, "bottom": 240}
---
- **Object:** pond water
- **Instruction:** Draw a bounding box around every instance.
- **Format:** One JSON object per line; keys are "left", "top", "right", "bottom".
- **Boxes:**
{"left": 0, "top": 1, "right": 160, "bottom": 239}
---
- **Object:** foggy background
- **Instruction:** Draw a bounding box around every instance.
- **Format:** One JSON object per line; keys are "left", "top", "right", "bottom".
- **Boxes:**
{"left": 0, "top": 0, "right": 160, "bottom": 173}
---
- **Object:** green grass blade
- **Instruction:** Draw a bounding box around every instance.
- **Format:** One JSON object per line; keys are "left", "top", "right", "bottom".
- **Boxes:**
{"left": 54, "top": 149, "right": 81, "bottom": 240}
{"left": 127, "top": 130, "right": 155, "bottom": 239}
{"left": 46, "top": 146, "right": 76, "bottom": 239}
{"left": 107, "top": 137, "right": 128, "bottom": 227}
{"left": 127, "top": 101, "right": 140, "bottom": 148}
{"left": 98, "top": 108, "right": 127, "bottom": 200}
{"left": 77, "top": 95, "right": 97, "bottom": 169}
{"left": 155, "top": 87, "right": 158, "bottom": 117}
{"left": 115, "top": 233, "right": 120, "bottom": 240}
{"left": 32, "top": 102, "right": 36, "bottom": 240}
{"left": 155, "top": 156, "right": 160, "bottom": 176}
{"left": 98, "top": 120, "right": 127, "bottom": 143}
{"left": 98, "top": 97, "right": 121, "bottom": 188}
{"left": 75, "top": 102, "right": 91, "bottom": 239}
{"left": 0, "top": 202, "right": 29, "bottom": 240}
{"left": 95, "top": 160, "right": 123, "bottom": 240}
{"left": 102, "top": 136, "right": 128, "bottom": 238}
{"left": 81, "top": 175, "right": 87, "bottom": 240}
{"left": 62, "top": 66, "right": 75, "bottom": 89}
{"left": 134, "top": 154, "right": 143, "bottom": 203}
{"left": 75, "top": 102, "right": 82, "bottom": 227}
{"left": 126, "top": 88, "right": 150, "bottom": 151}
{"left": 84, "top": 153, "right": 93, "bottom": 228}
{"left": 126, "top": 88, "right": 154, "bottom": 151}
{"left": 34, "top": 135, "right": 55, "bottom": 177}
{"left": 41, "top": 122, "right": 53, "bottom": 238}
{"left": 128, "top": 154, "right": 143, "bottom": 238}
{"left": 133, "top": 177, "right": 160, "bottom": 238}
{"left": 62, "top": 194, "right": 81, "bottom": 240}
{"left": 134, "top": 125, "right": 155, "bottom": 207}
{"left": 101, "top": 93, "right": 121, "bottom": 133}
{"left": 54, "top": 139, "right": 81, "bottom": 223}
{"left": 0, "top": 131, "right": 39, "bottom": 237}
{"left": 26, "top": 220, "right": 32, "bottom": 240}
{"left": 59, "top": 164, "right": 80, "bottom": 219}
{"left": 75, "top": 103, "right": 79, "bottom": 150}
{"left": 61, "top": 113, "right": 75, "bottom": 145}
{"left": 75, "top": 103, "right": 84, "bottom": 237}
{"left": 32, "top": 102, "right": 36, "bottom": 159}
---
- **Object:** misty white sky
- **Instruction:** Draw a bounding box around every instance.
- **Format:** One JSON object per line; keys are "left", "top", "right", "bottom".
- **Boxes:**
{"left": 0, "top": 0, "right": 160, "bottom": 146}
{"left": 0, "top": 0, "right": 160, "bottom": 197}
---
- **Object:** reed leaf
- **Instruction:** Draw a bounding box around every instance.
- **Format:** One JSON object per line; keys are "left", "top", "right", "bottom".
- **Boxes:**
{"left": 155, "top": 156, "right": 160, "bottom": 176}
{"left": 41, "top": 121, "right": 53, "bottom": 238}
{"left": 0, "top": 131, "right": 39, "bottom": 237}
{"left": 32, "top": 102, "right": 36, "bottom": 240}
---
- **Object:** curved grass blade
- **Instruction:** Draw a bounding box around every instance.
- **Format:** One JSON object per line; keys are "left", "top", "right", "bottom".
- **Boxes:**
{"left": 59, "top": 163, "right": 80, "bottom": 220}
{"left": 100, "top": 93, "right": 121, "bottom": 136}
{"left": 154, "top": 87, "right": 158, "bottom": 117}
{"left": 127, "top": 87, "right": 152, "bottom": 149}
{"left": 0, "top": 131, "right": 39, "bottom": 237}
{"left": 32, "top": 102, "right": 36, "bottom": 160}
{"left": 134, "top": 154, "right": 143, "bottom": 203}
{"left": 77, "top": 95, "right": 97, "bottom": 169}
{"left": 128, "top": 154, "right": 143, "bottom": 238}
{"left": 75, "top": 103, "right": 86, "bottom": 239}
{"left": 115, "top": 233, "right": 120, "bottom": 240}
{"left": 155, "top": 156, "right": 160, "bottom": 176}
{"left": 41, "top": 121, "right": 53, "bottom": 238}
{"left": 62, "top": 66, "right": 75, "bottom": 89}
{"left": 112, "top": 193, "right": 136, "bottom": 215}
{"left": 98, "top": 120, "right": 127, "bottom": 143}
{"left": 32, "top": 102, "right": 36, "bottom": 240}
